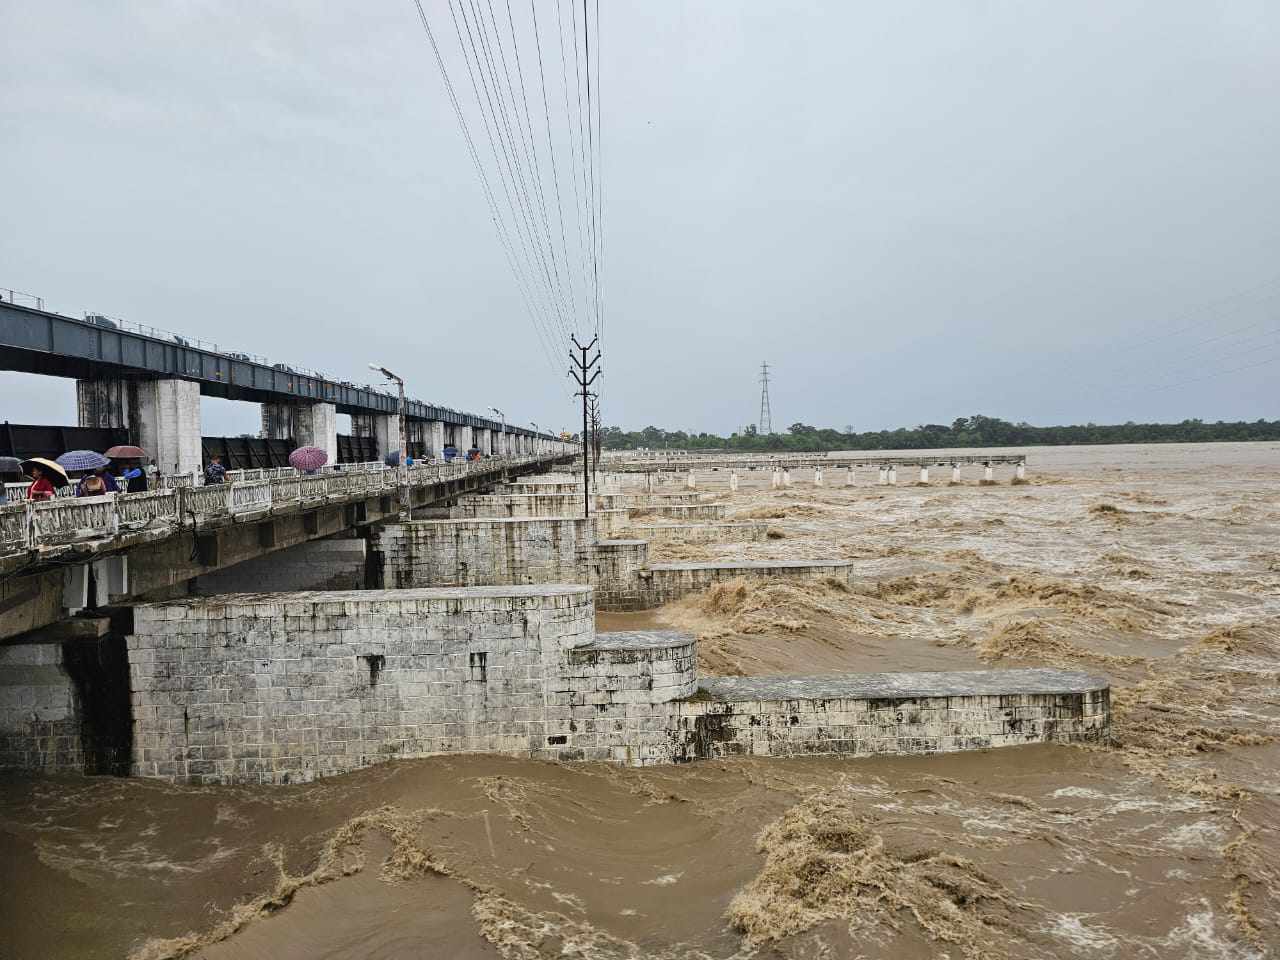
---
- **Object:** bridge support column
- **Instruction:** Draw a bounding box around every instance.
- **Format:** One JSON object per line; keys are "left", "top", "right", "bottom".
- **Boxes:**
{"left": 77, "top": 377, "right": 201, "bottom": 476}
{"left": 983, "top": 463, "right": 995, "bottom": 485}
{"left": 783, "top": 469, "right": 792, "bottom": 488}
{"left": 730, "top": 471, "right": 739, "bottom": 492}
{"left": 261, "top": 401, "right": 337, "bottom": 465}
{"left": 814, "top": 467, "right": 824, "bottom": 486}
{"left": 878, "top": 467, "right": 888, "bottom": 485}
{"left": 424, "top": 421, "right": 445, "bottom": 460}
{"left": 473, "top": 427, "right": 490, "bottom": 455}
{"left": 951, "top": 464, "right": 961, "bottom": 484}
{"left": 846, "top": 467, "right": 855, "bottom": 486}
{"left": 919, "top": 466, "right": 929, "bottom": 484}
{"left": 1016, "top": 461, "right": 1027, "bottom": 482}
{"left": 887, "top": 466, "right": 897, "bottom": 485}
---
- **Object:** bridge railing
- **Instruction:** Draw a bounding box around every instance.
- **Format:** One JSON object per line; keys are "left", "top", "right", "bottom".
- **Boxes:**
{"left": 0, "top": 453, "right": 558, "bottom": 557}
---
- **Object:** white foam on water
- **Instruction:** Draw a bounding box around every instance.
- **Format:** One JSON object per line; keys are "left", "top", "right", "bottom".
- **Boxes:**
{"left": 1160, "top": 903, "right": 1265, "bottom": 960}
{"left": 1158, "top": 821, "right": 1227, "bottom": 852}
{"left": 1043, "top": 913, "right": 1120, "bottom": 955}
{"left": 642, "top": 872, "right": 684, "bottom": 886}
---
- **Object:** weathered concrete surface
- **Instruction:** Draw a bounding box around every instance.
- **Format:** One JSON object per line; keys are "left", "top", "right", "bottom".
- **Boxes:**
{"left": 192, "top": 537, "right": 367, "bottom": 595}
{"left": 3, "top": 584, "right": 1111, "bottom": 783}
{"left": 641, "top": 560, "right": 855, "bottom": 607}
{"left": 679, "top": 670, "right": 1111, "bottom": 760}
{"left": 620, "top": 522, "right": 768, "bottom": 544}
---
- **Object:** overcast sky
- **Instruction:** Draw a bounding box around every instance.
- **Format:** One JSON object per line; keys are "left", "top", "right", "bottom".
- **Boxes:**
{"left": 2, "top": 1, "right": 1277, "bottom": 437}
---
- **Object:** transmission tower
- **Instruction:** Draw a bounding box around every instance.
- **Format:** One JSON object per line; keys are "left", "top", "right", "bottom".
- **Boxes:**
{"left": 758, "top": 361, "right": 773, "bottom": 435}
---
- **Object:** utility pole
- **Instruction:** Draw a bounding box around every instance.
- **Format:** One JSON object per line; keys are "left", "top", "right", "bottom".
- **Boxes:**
{"left": 758, "top": 361, "right": 773, "bottom": 435}
{"left": 587, "top": 395, "right": 602, "bottom": 484}
{"left": 569, "top": 335, "right": 601, "bottom": 518}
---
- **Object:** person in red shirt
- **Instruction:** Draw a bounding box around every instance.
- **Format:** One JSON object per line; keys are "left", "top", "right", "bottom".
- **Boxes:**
{"left": 27, "top": 465, "right": 56, "bottom": 501}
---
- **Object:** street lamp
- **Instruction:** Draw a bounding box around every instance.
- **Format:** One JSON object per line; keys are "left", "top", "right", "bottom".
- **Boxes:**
{"left": 369, "top": 362, "right": 409, "bottom": 513}
{"left": 489, "top": 407, "right": 505, "bottom": 457}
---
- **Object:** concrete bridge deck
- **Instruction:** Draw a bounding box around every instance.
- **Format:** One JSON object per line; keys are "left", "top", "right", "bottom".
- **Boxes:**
{"left": 0, "top": 452, "right": 573, "bottom": 642}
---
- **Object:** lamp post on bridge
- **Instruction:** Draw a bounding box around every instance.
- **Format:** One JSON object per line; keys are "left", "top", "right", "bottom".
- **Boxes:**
{"left": 369, "top": 362, "right": 409, "bottom": 515}
{"left": 489, "top": 407, "right": 505, "bottom": 458}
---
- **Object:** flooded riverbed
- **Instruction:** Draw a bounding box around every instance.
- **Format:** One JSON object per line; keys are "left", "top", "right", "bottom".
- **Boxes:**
{"left": 2, "top": 442, "right": 1277, "bottom": 959}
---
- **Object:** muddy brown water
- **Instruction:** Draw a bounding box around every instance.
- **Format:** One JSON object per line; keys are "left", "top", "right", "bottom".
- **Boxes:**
{"left": 2, "top": 441, "right": 1278, "bottom": 959}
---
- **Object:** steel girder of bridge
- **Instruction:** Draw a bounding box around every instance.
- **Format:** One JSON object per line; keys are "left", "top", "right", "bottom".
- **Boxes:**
{"left": 0, "top": 301, "right": 554, "bottom": 442}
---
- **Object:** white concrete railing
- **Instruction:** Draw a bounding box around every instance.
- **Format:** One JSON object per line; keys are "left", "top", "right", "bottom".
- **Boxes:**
{"left": 0, "top": 454, "right": 553, "bottom": 556}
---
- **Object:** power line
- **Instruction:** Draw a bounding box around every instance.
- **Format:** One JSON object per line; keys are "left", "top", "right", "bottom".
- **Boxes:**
{"left": 409, "top": 0, "right": 561, "bottom": 381}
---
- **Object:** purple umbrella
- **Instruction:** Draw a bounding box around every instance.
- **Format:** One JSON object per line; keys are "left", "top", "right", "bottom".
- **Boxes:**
{"left": 289, "top": 446, "right": 329, "bottom": 471}
{"left": 56, "top": 450, "right": 110, "bottom": 472}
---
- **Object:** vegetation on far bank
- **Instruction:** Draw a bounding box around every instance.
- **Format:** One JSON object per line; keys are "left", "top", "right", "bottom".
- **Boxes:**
{"left": 599, "top": 414, "right": 1280, "bottom": 452}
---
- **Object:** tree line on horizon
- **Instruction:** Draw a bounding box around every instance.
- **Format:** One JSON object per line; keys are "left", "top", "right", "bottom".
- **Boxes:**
{"left": 598, "top": 414, "right": 1280, "bottom": 452}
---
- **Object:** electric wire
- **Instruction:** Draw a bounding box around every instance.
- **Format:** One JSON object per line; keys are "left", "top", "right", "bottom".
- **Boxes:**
{"left": 450, "top": 0, "right": 569, "bottom": 354}
{"left": 554, "top": 0, "right": 594, "bottom": 341}
{"left": 409, "top": 0, "right": 561, "bottom": 381}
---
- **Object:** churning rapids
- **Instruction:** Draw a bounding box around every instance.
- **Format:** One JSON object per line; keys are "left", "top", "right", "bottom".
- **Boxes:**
{"left": 2, "top": 442, "right": 1278, "bottom": 960}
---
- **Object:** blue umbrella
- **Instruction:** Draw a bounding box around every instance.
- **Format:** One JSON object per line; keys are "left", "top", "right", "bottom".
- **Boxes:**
{"left": 56, "top": 450, "right": 111, "bottom": 472}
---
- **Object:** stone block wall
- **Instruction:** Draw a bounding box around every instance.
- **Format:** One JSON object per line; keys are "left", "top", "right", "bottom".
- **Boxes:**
{"left": 670, "top": 672, "right": 1111, "bottom": 761}
{"left": 629, "top": 503, "right": 727, "bottom": 522}
{"left": 549, "top": 631, "right": 697, "bottom": 763}
{"left": 126, "top": 586, "right": 599, "bottom": 784}
{"left": 589, "top": 540, "right": 652, "bottom": 611}
{"left": 0, "top": 642, "right": 82, "bottom": 773}
{"left": 621, "top": 522, "right": 768, "bottom": 544}
{"left": 376, "top": 518, "right": 596, "bottom": 589}
{"left": 642, "top": 560, "right": 854, "bottom": 607}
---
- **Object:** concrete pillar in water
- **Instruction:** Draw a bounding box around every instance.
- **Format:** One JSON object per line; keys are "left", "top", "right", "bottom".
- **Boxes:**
{"left": 783, "top": 469, "right": 793, "bottom": 488}
{"left": 888, "top": 466, "right": 897, "bottom": 485}
{"left": 845, "top": 466, "right": 855, "bottom": 486}
{"left": 77, "top": 376, "right": 202, "bottom": 476}
{"left": 1016, "top": 461, "right": 1027, "bottom": 481}
{"left": 814, "top": 467, "right": 824, "bottom": 486}
{"left": 951, "top": 463, "right": 961, "bottom": 483}
{"left": 730, "top": 472, "right": 739, "bottom": 492}
{"left": 771, "top": 469, "right": 782, "bottom": 489}
{"left": 877, "top": 466, "right": 888, "bottom": 485}
{"left": 984, "top": 463, "right": 994, "bottom": 483}
{"left": 687, "top": 470, "right": 696, "bottom": 489}
{"left": 919, "top": 466, "right": 929, "bottom": 484}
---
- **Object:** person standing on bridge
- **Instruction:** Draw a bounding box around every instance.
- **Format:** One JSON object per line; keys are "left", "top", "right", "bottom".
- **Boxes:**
{"left": 204, "top": 455, "right": 226, "bottom": 485}
{"left": 25, "top": 463, "right": 58, "bottom": 501}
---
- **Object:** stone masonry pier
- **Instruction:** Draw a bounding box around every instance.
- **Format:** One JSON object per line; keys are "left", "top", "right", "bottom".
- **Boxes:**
{"left": 374, "top": 518, "right": 847, "bottom": 610}
{"left": 0, "top": 585, "right": 1111, "bottom": 783}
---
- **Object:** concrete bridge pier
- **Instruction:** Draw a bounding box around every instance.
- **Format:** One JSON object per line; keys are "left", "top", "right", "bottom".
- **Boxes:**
{"left": 845, "top": 467, "right": 855, "bottom": 486}
{"left": 983, "top": 463, "right": 995, "bottom": 485}
{"left": 887, "top": 466, "right": 897, "bottom": 485}
{"left": 423, "top": 421, "right": 445, "bottom": 459}
{"left": 814, "top": 467, "right": 824, "bottom": 486}
{"left": 782, "top": 469, "right": 793, "bottom": 488}
{"left": 261, "top": 401, "right": 338, "bottom": 465}
{"left": 877, "top": 467, "right": 887, "bottom": 485}
{"left": 77, "top": 376, "right": 202, "bottom": 476}
{"left": 951, "top": 463, "right": 962, "bottom": 484}
{"left": 473, "top": 427, "right": 490, "bottom": 454}
{"left": 352, "top": 412, "right": 401, "bottom": 460}
{"left": 919, "top": 466, "right": 929, "bottom": 484}
{"left": 729, "top": 472, "right": 739, "bottom": 492}
{"left": 771, "top": 469, "right": 782, "bottom": 489}
{"left": 1016, "top": 461, "right": 1027, "bottom": 481}
{"left": 686, "top": 470, "right": 696, "bottom": 489}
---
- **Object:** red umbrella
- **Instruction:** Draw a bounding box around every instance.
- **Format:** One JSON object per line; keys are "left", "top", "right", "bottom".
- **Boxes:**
{"left": 105, "top": 445, "right": 147, "bottom": 459}
{"left": 289, "top": 446, "right": 329, "bottom": 471}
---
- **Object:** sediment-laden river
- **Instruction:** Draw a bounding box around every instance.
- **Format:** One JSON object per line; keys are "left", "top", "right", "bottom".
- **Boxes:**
{"left": 2, "top": 442, "right": 1277, "bottom": 959}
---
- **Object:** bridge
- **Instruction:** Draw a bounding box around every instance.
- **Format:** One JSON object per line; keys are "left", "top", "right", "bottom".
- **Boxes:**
{"left": 0, "top": 452, "right": 572, "bottom": 643}
{"left": 0, "top": 299, "right": 572, "bottom": 472}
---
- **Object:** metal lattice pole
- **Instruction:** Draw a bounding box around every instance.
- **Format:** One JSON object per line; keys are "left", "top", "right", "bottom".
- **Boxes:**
{"left": 569, "top": 336, "right": 601, "bottom": 518}
{"left": 758, "top": 361, "right": 773, "bottom": 435}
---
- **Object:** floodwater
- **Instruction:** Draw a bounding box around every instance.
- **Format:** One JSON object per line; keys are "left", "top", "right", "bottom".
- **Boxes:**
{"left": 2, "top": 441, "right": 1278, "bottom": 960}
